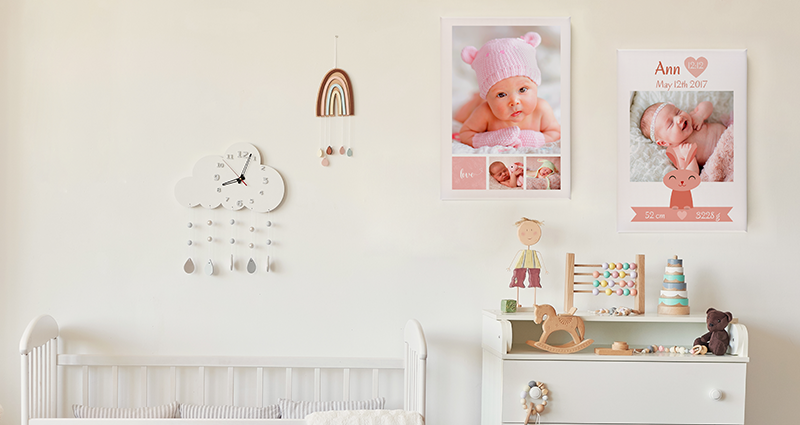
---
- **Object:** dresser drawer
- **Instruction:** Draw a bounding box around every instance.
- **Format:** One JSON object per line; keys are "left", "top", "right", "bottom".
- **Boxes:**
{"left": 502, "top": 360, "right": 746, "bottom": 424}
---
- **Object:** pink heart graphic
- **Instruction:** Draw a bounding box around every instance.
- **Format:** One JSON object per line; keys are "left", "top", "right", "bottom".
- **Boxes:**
{"left": 677, "top": 210, "right": 688, "bottom": 220}
{"left": 684, "top": 57, "right": 708, "bottom": 78}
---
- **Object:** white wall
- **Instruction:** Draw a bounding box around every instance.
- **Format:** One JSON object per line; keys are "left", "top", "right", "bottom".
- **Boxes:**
{"left": 1, "top": 0, "right": 798, "bottom": 424}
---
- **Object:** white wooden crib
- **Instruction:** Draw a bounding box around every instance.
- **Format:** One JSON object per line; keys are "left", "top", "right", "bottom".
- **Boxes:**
{"left": 21, "top": 315, "right": 426, "bottom": 424}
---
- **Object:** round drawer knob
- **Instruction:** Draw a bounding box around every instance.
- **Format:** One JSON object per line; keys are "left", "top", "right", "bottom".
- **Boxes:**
{"left": 710, "top": 389, "right": 723, "bottom": 401}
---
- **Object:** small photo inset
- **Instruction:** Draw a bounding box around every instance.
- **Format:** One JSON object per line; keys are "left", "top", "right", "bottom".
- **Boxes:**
{"left": 526, "top": 157, "right": 561, "bottom": 190}
{"left": 488, "top": 157, "right": 524, "bottom": 190}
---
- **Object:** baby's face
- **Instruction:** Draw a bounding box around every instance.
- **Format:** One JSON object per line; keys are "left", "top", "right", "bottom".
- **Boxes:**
{"left": 485, "top": 76, "right": 538, "bottom": 123}
{"left": 537, "top": 168, "right": 553, "bottom": 177}
{"left": 654, "top": 104, "right": 693, "bottom": 146}
{"left": 490, "top": 163, "right": 510, "bottom": 182}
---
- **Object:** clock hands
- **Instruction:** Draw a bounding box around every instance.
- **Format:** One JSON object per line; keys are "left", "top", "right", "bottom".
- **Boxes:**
{"left": 239, "top": 154, "right": 252, "bottom": 183}
{"left": 220, "top": 155, "right": 251, "bottom": 187}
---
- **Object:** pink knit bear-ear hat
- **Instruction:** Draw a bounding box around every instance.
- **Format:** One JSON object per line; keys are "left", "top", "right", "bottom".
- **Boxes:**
{"left": 461, "top": 32, "right": 542, "bottom": 99}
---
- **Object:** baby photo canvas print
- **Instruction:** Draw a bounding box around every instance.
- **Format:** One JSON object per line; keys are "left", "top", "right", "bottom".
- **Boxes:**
{"left": 617, "top": 50, "right": 746, "bottom": 232}
{"left": 442, "top": 17, "right": 570, "bottom": 199}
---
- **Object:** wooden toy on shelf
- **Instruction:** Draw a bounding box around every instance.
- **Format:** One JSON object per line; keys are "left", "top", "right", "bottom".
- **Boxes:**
{"left": 507, "top": 218, "right": 548, "bottom": 309}
{"left": 564, "top": 253, "right": 645, "bottom": 315}
{"left": 658, "top": 255, "right": 690, "bottom": 315}
{"left": 594, "top": 341, "right": 634, "bottom": 356}
{"left": 526, "top": 304, "right": 593, "bottom": 354}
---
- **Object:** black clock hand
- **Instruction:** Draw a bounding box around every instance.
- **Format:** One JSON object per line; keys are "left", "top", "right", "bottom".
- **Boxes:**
{"left": 221, "top": 177, "right": 241, "bottom": 186}
{"left": 239, "top": 154, "right": 252, "bottom": 181}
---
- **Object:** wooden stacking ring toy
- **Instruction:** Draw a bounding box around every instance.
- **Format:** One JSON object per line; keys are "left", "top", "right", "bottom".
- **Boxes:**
{"left": 520, "top": 380, "right": 549, "bottom": 424}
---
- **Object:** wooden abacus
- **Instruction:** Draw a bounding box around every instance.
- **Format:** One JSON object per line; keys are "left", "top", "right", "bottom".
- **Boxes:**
{"left": 564, "top": 253, "right": 646, "bottom": 315}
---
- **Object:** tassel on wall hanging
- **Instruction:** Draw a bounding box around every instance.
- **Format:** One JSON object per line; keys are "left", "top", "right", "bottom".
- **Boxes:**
{"left": 316, "top": 36, "right": 354, "bottom": 166}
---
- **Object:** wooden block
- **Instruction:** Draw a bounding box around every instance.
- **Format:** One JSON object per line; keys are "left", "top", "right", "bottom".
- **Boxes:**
{"left": 500, "top": 299, "right": 517, "bottom": 313}
{"left": 594, "top": 347, "right": 633, "bottom": 356}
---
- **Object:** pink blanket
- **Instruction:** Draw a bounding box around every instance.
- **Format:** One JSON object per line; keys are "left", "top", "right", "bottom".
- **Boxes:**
{"left": 700, "top": 124, "right": 734, "bottom": 182}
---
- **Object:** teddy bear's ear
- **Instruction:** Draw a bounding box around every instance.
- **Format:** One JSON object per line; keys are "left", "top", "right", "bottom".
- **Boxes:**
{"left": 706, "top": 307, "right": 718, "bottom": 314}
{"left": 461, "top": 46, "right": 478, "bottom": 65}
{"left": 725, "top": 311, "right": 733, "bottom": 321}
{"left": 520, "top": 32, "right": 542, "bottom": 48}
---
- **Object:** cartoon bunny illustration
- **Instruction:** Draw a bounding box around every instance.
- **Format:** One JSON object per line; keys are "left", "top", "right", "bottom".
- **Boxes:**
{"left": 663, "top": 146, "right": 700, "bottom": 209}
{"left": 508, "top": 162, "right": 524, "bottom": 187}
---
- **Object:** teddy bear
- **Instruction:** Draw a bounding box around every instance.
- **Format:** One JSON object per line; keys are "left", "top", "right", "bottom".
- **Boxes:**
{"left": 693, "top": 308, "right": 733, "bottom": 356}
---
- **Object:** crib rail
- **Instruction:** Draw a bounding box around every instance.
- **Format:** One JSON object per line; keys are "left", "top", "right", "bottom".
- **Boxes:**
{"left": 21, "top": 317, "right": 427, "bottom": 424}
{"left": 58, "top": 355, "right": 403, "bottom": 408}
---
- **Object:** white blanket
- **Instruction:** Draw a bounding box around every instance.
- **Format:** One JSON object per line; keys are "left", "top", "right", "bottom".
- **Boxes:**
{"left": 305, "top": 410, "right": 424, "bottom": 425}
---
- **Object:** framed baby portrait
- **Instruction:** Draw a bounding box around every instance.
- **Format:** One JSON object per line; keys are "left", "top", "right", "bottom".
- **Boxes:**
{"left": 617, "top": 50, "right": 747, "bottom": 232}
{"left": 441, "top": 17, "right": 571, "bottom": 199}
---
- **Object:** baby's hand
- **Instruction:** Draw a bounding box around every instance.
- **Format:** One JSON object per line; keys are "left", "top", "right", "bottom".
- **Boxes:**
{"left": 688, "top": 112, "right": 703, "bottom": 131}
{"left": 503, "top": 126, "right": 523, "bottom": 148}
{"left": 690, "top": 101, "right": 714, "bottom": 130}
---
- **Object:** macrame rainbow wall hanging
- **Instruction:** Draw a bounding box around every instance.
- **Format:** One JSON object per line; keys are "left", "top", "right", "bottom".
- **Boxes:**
{"left": 316, "top": 38, "right": 354, "bottom": 166}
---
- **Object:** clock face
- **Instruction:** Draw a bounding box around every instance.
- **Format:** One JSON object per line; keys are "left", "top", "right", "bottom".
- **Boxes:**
{"left": 175, "top": 142, "right": 285, "bottom": 212}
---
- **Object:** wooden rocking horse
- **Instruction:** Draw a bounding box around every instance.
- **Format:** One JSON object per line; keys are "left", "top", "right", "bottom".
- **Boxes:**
{"left": 526, "top": 304, "right": 593, "bottom": 354}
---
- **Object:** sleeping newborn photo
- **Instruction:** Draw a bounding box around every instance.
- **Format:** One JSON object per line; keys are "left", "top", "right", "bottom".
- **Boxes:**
{"left": 629, "top": 91, "right": 734, "bottom": 182}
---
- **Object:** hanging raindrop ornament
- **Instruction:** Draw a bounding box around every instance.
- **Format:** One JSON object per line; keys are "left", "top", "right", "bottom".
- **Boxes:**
{"left": 184, "top": 221, "right": 195, "bottom": 274}
{"left": 316, "top": 35, "right": 355, "bottom": 166}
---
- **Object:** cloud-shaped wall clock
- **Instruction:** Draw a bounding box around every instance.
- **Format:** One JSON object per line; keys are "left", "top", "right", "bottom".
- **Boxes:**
{"left": 175, "top": 143, "right": 285, "bottom": 213}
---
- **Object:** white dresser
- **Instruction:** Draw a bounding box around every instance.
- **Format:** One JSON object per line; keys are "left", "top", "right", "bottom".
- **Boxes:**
{"left": 481, "top": 309, "right": 749, "bottom": 424}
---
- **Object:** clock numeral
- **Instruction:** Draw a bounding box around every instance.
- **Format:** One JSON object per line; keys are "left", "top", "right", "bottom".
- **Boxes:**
{"left": 236, "top": 200, "right": 243, "bottom": 207}
{"left": 259, "top": 191, "right": 264, "bottom": 196}
{"left": 262, "top": 177, "right": 269, "bottom": 184}
{"left": 237, "top": 151, "right": 250, "bottom": 159}
{"left": 213, "top": 174, "right": 220, "bottom": 181}
{"left": 225, "top": 197, "right": 230, "bottom": 202}
{"left": 217, "top": 162, "right": 225, "bottom": 168}
{"left": 216, "top": 188, "right": 222, "bottom": 193}
{"left": 226, "top": 154, "right": 234, "bottom": 160}
{"left": 249, "top": 199, "right": 255, "bottom": 204}
{"left": 260, "top": 166, "right": 266, "bottom": 171}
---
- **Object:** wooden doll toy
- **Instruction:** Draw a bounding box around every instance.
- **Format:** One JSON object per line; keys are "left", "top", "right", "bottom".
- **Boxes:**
{"left": 507, "top": 218, "right": 548, "bottom": 309}
{"left": 526, "top": 304, "right": 593, "bottom": 354}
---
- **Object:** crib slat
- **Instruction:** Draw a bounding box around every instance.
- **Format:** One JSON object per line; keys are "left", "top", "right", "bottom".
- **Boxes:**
{"left": 82, "top": 366, "right": 89, "bottom": 405}
{"left": 314, "top": 368, "right": 320, "bottom": 402}
{"left": 34, "top": 347, "right": 40, "bottom": 418}
{"left": 256, "top": 368, "right": 264, "bottom": 408}
{"left": 285, "top": 368, "right": 292, "bottom": 400}
{"left": 112, "top": 365, "right": 119, "bottom": 408}
{"left": 372, "top": 369, "right": 379, "bottom": 399}
{"left": 199, "top": 366, "right": 206, "bottom": 405}
{"left": 141, "top": 366, "right": 148, "bottom": 406}
{"left": 170, "top": 367, "right": 176, "bottom": 403}
{"left": 48, "top": 340, "right": 56, "bottom": 417}
{"left": 343, "top": 369, "right": 350, "bottom": 402}
{"left": 44, "top": 342, "right": 51, "bottom": 416}
{"left": 227, "top": 367, "right": 234, "bottom": 405}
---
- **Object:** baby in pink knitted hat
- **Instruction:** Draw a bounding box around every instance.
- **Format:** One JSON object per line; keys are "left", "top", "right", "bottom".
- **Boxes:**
{"left": 458, "top": 32, "right": 561, "bottom": 149}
